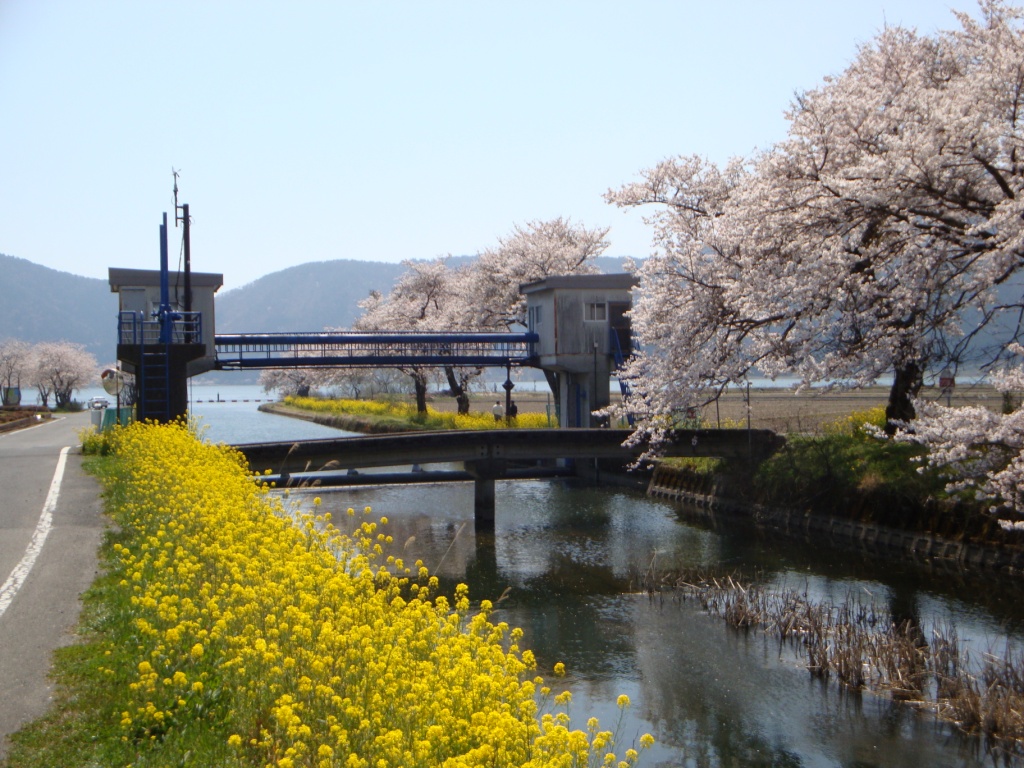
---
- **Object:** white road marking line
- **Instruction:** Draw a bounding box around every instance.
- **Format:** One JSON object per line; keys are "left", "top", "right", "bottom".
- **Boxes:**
{"left": 0, "top": 446, "right": 69, "bottom": 619}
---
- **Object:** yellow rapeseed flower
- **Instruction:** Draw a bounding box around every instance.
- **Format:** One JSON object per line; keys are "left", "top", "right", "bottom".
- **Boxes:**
{"left": 101, "top": 420, "right": 648, "bottom": 766}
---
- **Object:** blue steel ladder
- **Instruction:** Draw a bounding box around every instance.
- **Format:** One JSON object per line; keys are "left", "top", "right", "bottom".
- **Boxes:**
{"left": 139, "top": 342, "right": 171, "bottom": 422}
{"left": 609, "top": 328, "right": 635, "bottom": 426}
{"left": 120, "top": 310, "right": 185, "bottom": 422}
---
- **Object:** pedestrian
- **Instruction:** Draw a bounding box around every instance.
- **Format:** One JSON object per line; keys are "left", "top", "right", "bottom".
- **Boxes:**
{"left": 508, "top": 400, "right": 518, "bottom": 420}
{"left": 492, "top": 400, "right": 503, "bottom": 422}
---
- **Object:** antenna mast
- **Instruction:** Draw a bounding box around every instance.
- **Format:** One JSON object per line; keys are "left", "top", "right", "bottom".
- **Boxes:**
{"left": 172, "top": 168, "right": 193, "bottom": 320}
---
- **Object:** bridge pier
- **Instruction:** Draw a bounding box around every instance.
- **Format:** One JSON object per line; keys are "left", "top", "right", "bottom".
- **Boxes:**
{"left": 464, "top": 459, "right": 506, "bottom": 530}
{"left": 473, "top": 477, "right": 495, "bottom": 529}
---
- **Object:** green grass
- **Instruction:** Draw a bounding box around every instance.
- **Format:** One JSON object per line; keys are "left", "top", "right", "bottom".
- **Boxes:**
{"left": 0, "top": 454, "right": 218, "bottom": 768}
{"left": 1, "top": 529, "right": 131, "bottom": 767}
{"left": 752, "top": 431, "right": 944, "bottom": 515}
{"left": 660, "top": 456, "right": 727, "bottom": 476}
{"left": 751, "top": 406, "right": 949, "bottom": 521}
{"left": 658, "top": 405, "right": 1011, "bottom": 540}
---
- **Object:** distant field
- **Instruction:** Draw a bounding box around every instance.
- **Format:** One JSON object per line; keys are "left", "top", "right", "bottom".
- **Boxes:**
{"left": 421, "top": 383, "right": 1006, "bottom": 434}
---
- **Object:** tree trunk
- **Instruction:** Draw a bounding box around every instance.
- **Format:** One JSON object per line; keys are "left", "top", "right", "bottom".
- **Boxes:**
{"left": 885, "top": 361, "right": 923, "bottom": 435}
{"left": 55, "top": 388, "right": 73, "bottom": 409}
{"left": 444, "top": 366, "right": 471, "bottom": 415}
{"left": 412, "top": 372, "right": 428, "bottom": 414}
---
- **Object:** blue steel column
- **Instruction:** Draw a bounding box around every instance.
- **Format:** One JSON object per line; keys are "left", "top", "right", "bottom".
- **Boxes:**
{"left": 158, "top": 213, "right": 172, "bottom": 344}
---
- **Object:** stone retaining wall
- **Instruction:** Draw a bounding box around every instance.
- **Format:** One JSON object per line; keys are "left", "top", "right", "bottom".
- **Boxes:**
{"left": 647, "top": 463, "right": 1024, "bottom": 577}
{"left": 0, "top": 415, "right": 43, "bottom": 433}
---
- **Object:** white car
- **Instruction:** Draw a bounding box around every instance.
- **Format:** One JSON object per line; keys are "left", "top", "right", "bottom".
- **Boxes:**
{"left": 87, "top": 397, "right": 110, "bottom": 410}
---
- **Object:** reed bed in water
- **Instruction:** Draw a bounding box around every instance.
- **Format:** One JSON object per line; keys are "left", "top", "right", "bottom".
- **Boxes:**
{"left": 634, "top": 567, "right": 1024, "bottom": 757}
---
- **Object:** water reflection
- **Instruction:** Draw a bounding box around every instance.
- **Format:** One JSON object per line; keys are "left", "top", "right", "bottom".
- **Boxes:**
{"left": 190, "top": 394, "right": 1023, "bottom": 764}
{"left": 298, "top": 478, "right": 1020, "bottom": 766}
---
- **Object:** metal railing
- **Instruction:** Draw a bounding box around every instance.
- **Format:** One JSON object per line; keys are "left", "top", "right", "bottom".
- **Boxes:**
{"left": 118, "top": 311, "right": 203, "bottom": 346}
{"left": 214, "top": 331, "right": 538, "bottom": 370}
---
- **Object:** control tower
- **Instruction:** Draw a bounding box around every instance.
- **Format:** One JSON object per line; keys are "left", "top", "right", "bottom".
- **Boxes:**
{"left": 521, "top": 273, "right": 637, "bottom": 428}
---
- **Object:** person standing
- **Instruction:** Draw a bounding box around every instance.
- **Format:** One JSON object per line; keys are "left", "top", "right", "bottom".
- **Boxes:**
{"left": 492, "top": 400, "right": 503, "bottom": 422}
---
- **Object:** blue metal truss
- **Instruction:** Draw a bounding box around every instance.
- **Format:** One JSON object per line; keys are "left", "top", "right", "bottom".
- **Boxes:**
{"left": 213, "top": 331, "right": 539, "bottom": 370}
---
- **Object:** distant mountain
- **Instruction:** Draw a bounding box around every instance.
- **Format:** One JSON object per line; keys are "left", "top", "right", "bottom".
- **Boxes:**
{"left": 215, "top": 259, "right": 408, "bottom": 333}
{"left": 0, "top": 253, "right": 638, "bottom": 366}
{"left": 5, "top": 249, "right": 1019, "bottom": 380}
{"left": 0, "top": 253, "right": 117, "bottom": 362}
{"left": 215, "top": 255, "right": 636, "bottom": 333}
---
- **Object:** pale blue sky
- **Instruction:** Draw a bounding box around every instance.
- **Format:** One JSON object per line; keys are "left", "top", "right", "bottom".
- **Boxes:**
{"left": 1, "top": 1, "right": 972, "bottom": 291}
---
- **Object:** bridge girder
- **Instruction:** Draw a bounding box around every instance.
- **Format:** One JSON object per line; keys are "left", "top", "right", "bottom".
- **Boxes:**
{"left": 235, "top": 428, "right": 784, "bottom": 476}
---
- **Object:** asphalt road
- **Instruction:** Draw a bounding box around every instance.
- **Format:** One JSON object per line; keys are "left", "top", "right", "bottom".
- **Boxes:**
{"left": 0, "top": 412, "right": 104, "bottom": 760}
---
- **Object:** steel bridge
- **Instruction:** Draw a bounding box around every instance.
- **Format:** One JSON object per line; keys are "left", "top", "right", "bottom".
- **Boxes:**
{"left": 213, "top": 331, "right": 539, "bottom": 370}
{"left": 235, "top": 427, "right": 785, "bottom": 526}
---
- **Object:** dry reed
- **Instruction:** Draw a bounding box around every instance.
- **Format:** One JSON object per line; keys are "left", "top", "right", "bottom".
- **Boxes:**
{"left": 634, "top": 566, "right": 1024, "bottom": 759}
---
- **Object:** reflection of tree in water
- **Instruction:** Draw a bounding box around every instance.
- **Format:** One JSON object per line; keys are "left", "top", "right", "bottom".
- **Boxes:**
{"left": 316, "top": 479, "right": 1023, "bottom": 765}
{"left": 672, "top": 501, "right": 1024, "bottom": 634}
{"left": 446, "top": 535, "right": 638, "bottom": 681}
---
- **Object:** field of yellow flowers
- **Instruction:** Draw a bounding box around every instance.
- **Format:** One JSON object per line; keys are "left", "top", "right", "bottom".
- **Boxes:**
{"left": 284, "top": 396, "right": 557, "bottom": 431}
{"left": 46, "top": 421, "right": 651, "bottom": 767}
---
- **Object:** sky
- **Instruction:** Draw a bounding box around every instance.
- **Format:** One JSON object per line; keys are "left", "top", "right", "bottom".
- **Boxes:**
{"left": 0, "top": 1, "right": 980, "bottom": 292}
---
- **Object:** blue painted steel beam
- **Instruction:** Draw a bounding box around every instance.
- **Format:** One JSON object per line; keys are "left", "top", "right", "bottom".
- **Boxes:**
{"left": 215, "top": 331, "right": 537, "bottom": 345}
{"left": 219, "top": 355, "right": 532, "bottom": 369}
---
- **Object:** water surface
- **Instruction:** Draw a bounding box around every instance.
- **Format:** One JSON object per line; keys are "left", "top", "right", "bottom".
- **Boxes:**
{"left": 203, "top": 387, "right": 1023, "bottom": 766}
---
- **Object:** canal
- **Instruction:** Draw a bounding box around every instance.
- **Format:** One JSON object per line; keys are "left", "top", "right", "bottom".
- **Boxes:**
{"left": 193, "top": 387, "right": 1024, "bottom": 767}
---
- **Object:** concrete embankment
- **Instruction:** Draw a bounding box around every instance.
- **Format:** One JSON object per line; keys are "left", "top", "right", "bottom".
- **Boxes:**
{"left": 647, "top": 463, "right": 1024, "bottom": 578}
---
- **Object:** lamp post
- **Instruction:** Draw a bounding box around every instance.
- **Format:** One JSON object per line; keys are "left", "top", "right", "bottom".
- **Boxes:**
{"left": 503, "top": 363, "right": 514, "bottom": 426}
{"left": 939, "top": 367, "right": 955, "bottom": 407}
{"left": 593, "top": 340, "right": 599, "bottom": 428}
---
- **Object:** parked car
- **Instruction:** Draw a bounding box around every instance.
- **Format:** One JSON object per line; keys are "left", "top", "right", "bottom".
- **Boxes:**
{"left": 87, "top": 397, "right": 109, "bottom": 410}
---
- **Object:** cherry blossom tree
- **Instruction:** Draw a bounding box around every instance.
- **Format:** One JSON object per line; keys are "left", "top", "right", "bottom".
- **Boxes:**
{"left": 896, "top": 345, "right": 1024, "bottom": 521}
{"left": 0, "top": 338, "right": 31, "bottom": 405}
{"left": 348, "top": 219, "right": 610, "bottom": 414}
{"left": 31, "top": 341, "right": 97, "bottom": 409}
{"left": 353, "top": 259, "right": 457, "bottom": 413}
{"left": 607, "top": 0, "right": 1024, "bottom": 441}
{"left": 354, "top": 220, "right": 611, "bottom": 413}
{"left": 259, "top": 366, "right": 324, "bottom": 398}
{"left": 466, "top": 217, "right": 608, "bottom": 330}
{"left": 322, "top": 366, "right": 405, "bottom": 400}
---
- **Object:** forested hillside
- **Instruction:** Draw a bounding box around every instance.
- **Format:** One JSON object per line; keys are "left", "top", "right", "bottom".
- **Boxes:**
{"left": 214, "top": 255, "right": 634, "bottom": 333}
{"left": 0, "top": 254, "right": 637, "bottom": 363}
{"left": 0, "top": 253, "right": 116, "bottom": 361}
{"left": 215, "top": 259, "right": 408, "bottom": 333}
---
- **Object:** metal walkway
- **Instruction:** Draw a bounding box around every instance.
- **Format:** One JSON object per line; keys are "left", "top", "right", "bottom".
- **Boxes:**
{"left": 214, "top": 331, "right": 539, "bottom": 370}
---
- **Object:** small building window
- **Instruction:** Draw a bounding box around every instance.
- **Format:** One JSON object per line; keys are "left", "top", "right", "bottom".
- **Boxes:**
{"left": 585, "top": 302, "right": 607, "bottom": 322}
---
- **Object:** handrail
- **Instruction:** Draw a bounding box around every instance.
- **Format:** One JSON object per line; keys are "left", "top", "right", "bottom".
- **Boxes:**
{"left": 214, "top": 331, "right": 539, "bottom": 370}
{"left": 118, "top": 311, "right": 203, "bottom": 346}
